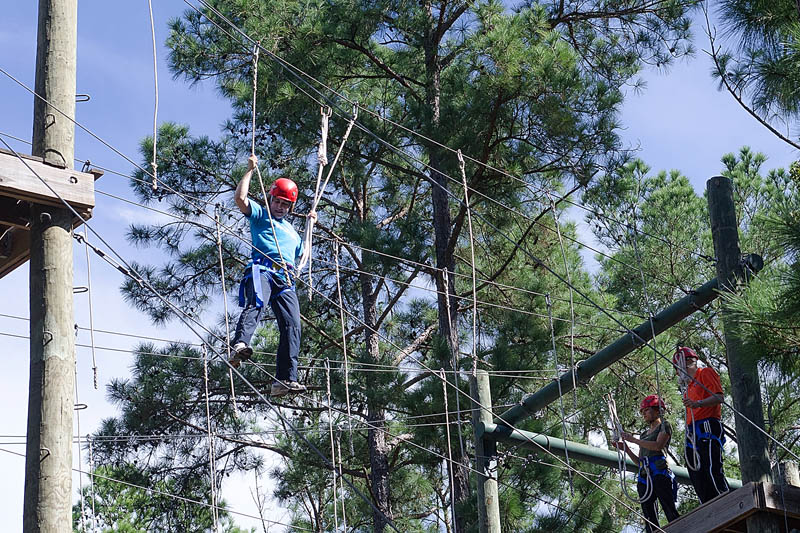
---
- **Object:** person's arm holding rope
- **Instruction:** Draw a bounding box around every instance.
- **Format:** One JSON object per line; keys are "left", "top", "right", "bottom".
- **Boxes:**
{"left": 620, "top": 430, "right": 670, "bottom": 453}
{"left": 613, "top": 437, "right": 640, "bottom": 465}
{"left": 683, "top": 393, "right": 723, "bottom": 409}
{"left": 235, "top": 155, "right": 258, "bottom": 216}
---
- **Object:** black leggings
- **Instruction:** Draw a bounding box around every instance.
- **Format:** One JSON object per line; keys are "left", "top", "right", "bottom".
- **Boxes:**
{"left": 638, "top": 474, "right": 679, "bottom": 533}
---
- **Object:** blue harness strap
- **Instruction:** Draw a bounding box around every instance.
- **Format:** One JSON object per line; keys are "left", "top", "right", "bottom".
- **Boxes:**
{"left": 638, "top": 455, "right": 678, "bottom": 501}
{"left": 238, "top": 257, "right": 296, "bottom": 308}
{"left": 685, "top": 418, "right": 725, "bottom": 450}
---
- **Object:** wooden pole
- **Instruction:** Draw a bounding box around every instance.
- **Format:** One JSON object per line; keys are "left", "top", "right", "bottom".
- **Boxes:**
{"left": 23, "top": 0, "right": 77, "bottom": 531}
{"left": 707, "top": 175, "right": 780, "bottom": 532}
{"left": 471, "top": 370, "right": 501, "bottom": 533}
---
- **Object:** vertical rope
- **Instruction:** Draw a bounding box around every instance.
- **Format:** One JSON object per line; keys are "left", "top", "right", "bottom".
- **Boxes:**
{"left": 249, "top": 42, "right": 290, "bottom": 284}
{"left": 147, "top": 0, "right": 158, "bottom": 191}
{"left": 73, "top": 344, "right": 86, "bottom": 532}
{"left": 88, "top": 436, "right": 97, "bottom": 531}
{"left": 298, "top": 104, "right": 359, "bottom": 274}
{"left": 631, "top": 213, "right": 661, "bottom": 401}
{"left": 250, "top": 42, "right": 259, "bottom": 158}
{"left": 675, "top": 348, "right": 701, "bottom": 470}
{"left": 306, "top": 107, "right": 331, "bottom": 299}
{"left": 457, "top": 151, "right": 479, "bottom": 379}
{"left": 337, "top": 433, "right": 348, "bottom": 531}
{"left": 606, "top": 394, "right": 653, "bottom": 504}
{"left": 334, "top": 241, "right": 354, "bottom": 451}
{"left": 215, "top": 207, "right": 238, "bottom": 415}
{"left": 441, "top": 269, "right": 466, "bottom": 460}
{"left": 546, "top": 192, "right": 578, "bottom": 408}
{"left": 440, "top": 368, "right": 457, "bottom": 532}
{"left": 325, "top": 359, "right": 340, "bottom": 532}
{"left": 82, "top": 231, "right": 99, "bottom": 389}
{"left": 202, "top": 344, "right": 220, "bottom": 532}
{"left": 546, "top": 293, "right": 574, "bottom": 496}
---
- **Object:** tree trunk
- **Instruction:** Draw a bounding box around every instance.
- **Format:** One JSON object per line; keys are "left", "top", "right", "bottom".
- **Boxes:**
{"left": 355, "top": 168, "right": 393, "bottom": 531}
{"left": 423, "top": 8, "right": 471, "bottom": 531}
{"left": 361, "top": 272, "right": 393, "bottom": 531}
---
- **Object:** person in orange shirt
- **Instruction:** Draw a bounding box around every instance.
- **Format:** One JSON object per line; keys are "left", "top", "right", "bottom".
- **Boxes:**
{"left": 674, "top": 346, "right": 729, "bottom": 503}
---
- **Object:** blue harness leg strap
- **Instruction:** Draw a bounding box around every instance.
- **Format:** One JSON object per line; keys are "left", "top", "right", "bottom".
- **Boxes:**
{"left": 238, "top": 257, "right": 296, "bottom": 308}
{"left": 685, "top": 418, "right": 725, "bottom": 450}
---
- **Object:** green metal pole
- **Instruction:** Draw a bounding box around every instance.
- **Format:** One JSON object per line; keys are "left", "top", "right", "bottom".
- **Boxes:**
{"left": 478, "top": 422, "right": 742, "bottom": 489}
{"left": 494, "top": 257, "right": 763, "bottom": 428}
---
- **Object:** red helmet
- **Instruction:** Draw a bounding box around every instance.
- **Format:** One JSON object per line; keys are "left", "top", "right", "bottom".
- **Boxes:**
{"left": 640, "top": 395, "right": 666, "bottom": 411}
{"left": 673, "top": 346, "right": 698, "bottom": 367}
{"left": 269, "top": 178, "right": 298, "bottom": 203}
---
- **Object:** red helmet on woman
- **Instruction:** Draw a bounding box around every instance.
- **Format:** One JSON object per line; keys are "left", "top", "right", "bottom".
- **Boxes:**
{"left": 269, "top": 178, "right": 298, "bottom": 203}
{"left": 640, "top": 395, "right": 666, "bottom": 411}
{"left": 673, "top": 346, "right": 698, "bottom": 367}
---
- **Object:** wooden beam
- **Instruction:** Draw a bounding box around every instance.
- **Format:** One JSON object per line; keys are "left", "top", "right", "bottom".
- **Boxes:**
{"left": 663, "top": 482, "right": 800, "bottom": 533}
{"left": 0, "top": 151, "right": 101, "bottom": 279}
{"left": 0, "top": 197, "right": 32, "bottom": 229}
{"left": 0, "top": 148, "right": 98, "bottom": 211}
{"left": 0, "top": 226, "right": 31, "bottom": 278}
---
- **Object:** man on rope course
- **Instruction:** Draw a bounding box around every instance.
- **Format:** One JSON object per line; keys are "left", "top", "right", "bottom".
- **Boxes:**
{"left": 674, "top": 346, "right": 729, "bottom": 503}
{"left": 614, "top": 395, "right": 680, "bottom": 532}
{"left": 229, "top": 154, "right": 316, "bottom": 398}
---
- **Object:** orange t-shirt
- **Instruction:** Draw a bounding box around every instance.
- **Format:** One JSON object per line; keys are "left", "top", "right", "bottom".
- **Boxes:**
{"left": 685, "top": 367, "right": 723, "bottom": 423}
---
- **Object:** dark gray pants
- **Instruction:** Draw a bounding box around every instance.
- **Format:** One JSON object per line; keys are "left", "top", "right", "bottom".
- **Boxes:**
{"left": 639, "top": 475, "right": 679, "bottom": 533}
{"left": 233, "top": 271, "right": 301, "bottom": 383}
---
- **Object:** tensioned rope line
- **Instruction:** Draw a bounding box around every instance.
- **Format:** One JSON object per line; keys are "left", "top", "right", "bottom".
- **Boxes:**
{"left": 546, "top": 190, "right": 579, "bottom": 408}
{"left": 0, "top": 325, "right": 559, "bottom": 381}
{"left": 333, "top": 242, "right": 354, "bottom": 450}
{"left": 201, "top": 344, "right": 221, "bottom": 531}
{"left": 214, "top": 206, "right": 239, "bottom": 414}
{"left": 0, "top": 139, "right": 405, "bottom": 533}
{"left": 146, "top": 0, "right": 159, "bottom": 191}
{"left": 180, "top": 0, "right": 714, "bottom": 267}
{"left": 0, "top": 447, "right": 314, "bottom": 532}
{"left": 79, "top": 231, "right": 100, "bottom": 389}
{"left": 324, "top": 359, "right": 341, "bottom": 533}
{"left": 73, "top": 331, "right": 88, "bottom": 533}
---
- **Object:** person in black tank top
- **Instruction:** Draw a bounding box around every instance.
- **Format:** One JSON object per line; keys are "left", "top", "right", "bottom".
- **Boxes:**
{"left": 614, "top": 395, "right": 680, "bottom": 532}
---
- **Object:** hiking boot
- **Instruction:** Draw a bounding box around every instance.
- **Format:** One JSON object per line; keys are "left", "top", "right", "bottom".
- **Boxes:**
{"left": 229, "top": 342, "right": 253, "bottom": 368}
{"left": 270, "top": 381, "right": 290, "bottom": 398}
{"left": 286, "top": 381, "right": 307, "bottom": 394}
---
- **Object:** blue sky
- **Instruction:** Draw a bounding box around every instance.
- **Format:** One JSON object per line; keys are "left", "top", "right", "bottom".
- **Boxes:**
{"left": 1, "top": 1, "right": 797, "bottom": 531}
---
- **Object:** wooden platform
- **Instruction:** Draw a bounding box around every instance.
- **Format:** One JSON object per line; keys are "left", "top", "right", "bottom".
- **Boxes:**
{"left": 0, "top": 148, "right": 102, "bottom": 279}
{"left": 664, "top": 482, "right": 800, "bottom": 532}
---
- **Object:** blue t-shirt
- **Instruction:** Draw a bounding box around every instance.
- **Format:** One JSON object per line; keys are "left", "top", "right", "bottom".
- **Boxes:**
{"left": 247, "top": 199, "right": 303, "bottom": 273}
